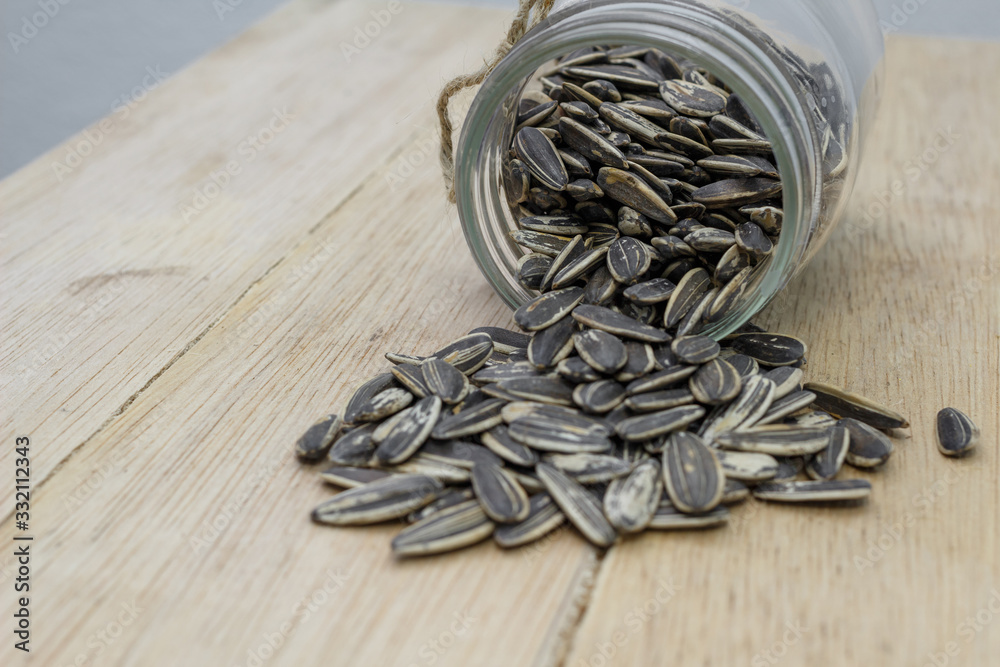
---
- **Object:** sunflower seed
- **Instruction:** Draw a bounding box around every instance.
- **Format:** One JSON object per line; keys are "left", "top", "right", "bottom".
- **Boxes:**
{"left": 671, "top": 335, "right": 720, "bottom": 364}
{"left": 468, "top": 326, "right": 531, "bottom": 354}
{"left": 603, "top": 459, "right": 662, "bottom": 532}
{"left": 473, "top": 361, "right": 539, "bottom": 384}
{"left": 659, "top": 80, "right": 727, "bottom": 117}
{"left": 518, "top": 253, "right": 554, "bottom": 290}
{"left": 563, "top": 64, "right": 659, "bottom": 90}
{"left": 312, "top": 474, "right": 443, "bottom": 525}
{"left": 560, "top": 100, "right": 599, "bottom": 121}
{"left": 496, "top": 376, "right": 575, "bottom": 407}
{"left": 689, "top": 358, "right": 742, "bottom": 405}
{"left": 561, "top": 81, "right": 605, "bottom": 107}
{"left": 566, "top": 178, "right": 604, "bottom": 201}
{"left": 386, "top": 352, "right": 425, "bottom": 365}
{"left": 344, "top": 373, "right": 396, "bottom": 424}
{"left": 556, "top": 356, "right": 603, "bottom": 383}
{"left": 536, "top": 463, "right": 617, "bottom": 547}
{"left": 481, "top": 425, "right": 539, "bottom": 466}
{"left": 327, "top": 423, "right": 377, "bottom": 466}
{"left": 721, "top": 478, "right": 750, "bottom": 504}
{"left": 520, "top": 214, "right": 590, "bottom": 236}
{"left": 511, "top": 229, "right": 572, "bottom": 257}
{"left": 295, "top": 414, "right": 343, "bottom": 461}
{"left": 730, "top": 333, "right": 807, "bottom": 367}
{"left": 598, "top": 102, "right": 670, "bottom": 145}
{"left": 692, "top": 178, "right": 782, "bottom": 207}
{"left": 572, "top": 304, "right": 672, "bottom": 343}
{"left": 573, "top": 379, "right": 627, "bottom": 413}
{"left": 558, "top": 117, "right": 629, "bottom": 168}
{"left": 514, "top": 126, "right": 569, "bottom": 191}
{"left": 318, "top": 465, "right": 392, "bottom": 488}
{"left": 394, "top": 455, "right": 471, "bottom": 484}
{"left": 735, "top": 221, "right": 773, "bottom": 259}
{"left": 469, "top": 462, "right": 531, "bottom": 523}
{"left": 528, "top": 316, "right": 577, "bottom": 369}
{"left": 697, "top": 154, "right": 763, "bottom": 177}
{"left": 546, "top": 453, "right": 632, "bottom": 484}
{"left": 806, "top": 424, "right": 849, "bottom": 480}
{"left": 391, "top": 500, "right": 495, "bottom": 557}
{"left": 805, "top": 382, "right": 909, "bottom": 429}
{"left": 648, "top": 501, "right": 728, "bottom": 529}
{"left": 661, "top": 431, "right": 725, "bottom": 513}
{"left": 725, "top": 353, "right": 759, "bottom": 378}
{"left": 390, "top": 364, "right": 431, "bottom": 398}
{"left": 626, "top": 364, "right": 698, "bottom": 394}
{"left": 374, "top": 396, "right": 442, "bottom": 465}
{"left": 785, "top": 411, "right": 838, "bottom": 429}
{"left": 597, "top": 167, "right": 677, "bottom": 224}
{"left": 663, "top": 267, "right": 711, "bottom": 328}
{"left": 715, "top": 450, "right": 779, "bottom": 482}
{"left": 584, "top": 79, "right": 622, "bottom": 102}
{"left": 570, "top": 329, "right": 628, "bottom": 374}
{"left": 755, "top": 390, "right": 817, "bottom": 425}
{"left": 763, "top": 366, "right": 804, "bottom": 400}
{"left": 508, "top": 415, "right": 612, "bottom": 453}
{"left": 606, "top": 236, "right": 652, "bottom": 284}
{"left": 715, "top": 425, "right": 832, "bottom": 456}
{"left": 841, "top": 418, "right": 895, "bottom": 468}
{"left": 703, "top": 375, "right": 775, "bottom": 439}
{"left": 431, "top": 398, "right": 505, "bottom": 439}
{"left": 616, "top": 404, "right": 706, "bottom": 442}
{"left": 515, "top": 287, "right": 586, "bottom": 331}
{"left": 936, "top": 407, "right": 979, "bottom": 457}
{"left": 742, "top": 205, "right": 783, "bottom": 234}
{"left": 684, "top": 227, "right": 736, "bottom": 253}
{"left": 494, "top": 493, "right": 566, "bottom": 548}
{"left": 421, "top": 359, "right": 469, "bottom": 405}
{"left": 355, "top": 387, "right": 413, "bottom": 422}
{"left": 625, "top": 388, "right": 696, "bottom": 413}
{"left": 553, "top": 246, "right": 610, "bottom": 288}
{"left": 408, "top": 488, "right": 477, "bottom": 524}
{"left": 752, "top": 479, "right": 871, "bottom": 503}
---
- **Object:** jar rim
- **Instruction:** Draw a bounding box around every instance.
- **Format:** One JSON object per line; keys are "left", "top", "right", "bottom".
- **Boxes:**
{"left": 455, "top": 0, "right": 825, "bottom": 339}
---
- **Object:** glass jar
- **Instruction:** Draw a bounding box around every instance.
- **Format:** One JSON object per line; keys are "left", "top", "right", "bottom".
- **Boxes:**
{"left": 453, "top": 0, "right": 884, "bottom": 338}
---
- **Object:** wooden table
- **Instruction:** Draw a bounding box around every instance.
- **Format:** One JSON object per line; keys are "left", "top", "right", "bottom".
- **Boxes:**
{"left": 2, "top": 2, "right": 997, "bottom": 665}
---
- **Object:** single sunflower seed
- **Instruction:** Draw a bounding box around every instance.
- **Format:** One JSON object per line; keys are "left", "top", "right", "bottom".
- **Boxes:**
{"left": 935, "top": 407, "right": 979, "bottom": 457}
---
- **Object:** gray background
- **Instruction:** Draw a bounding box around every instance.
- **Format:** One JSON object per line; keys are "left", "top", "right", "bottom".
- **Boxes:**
{"left": 1, "top": 0, "right": 997, "bottom": 179}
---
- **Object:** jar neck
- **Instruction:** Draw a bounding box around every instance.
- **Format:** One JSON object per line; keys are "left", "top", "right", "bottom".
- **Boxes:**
{"left": 456, "top": 0, "right": 825, "bottom": 338}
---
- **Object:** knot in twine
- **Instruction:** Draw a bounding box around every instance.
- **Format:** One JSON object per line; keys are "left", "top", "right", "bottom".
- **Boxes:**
{"left": 437, "top": 0, "right": 555, "bottom": 204}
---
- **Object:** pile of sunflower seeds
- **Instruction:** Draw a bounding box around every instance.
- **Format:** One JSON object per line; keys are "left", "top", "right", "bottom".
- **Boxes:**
{"left": 297, "top": 318, "right": 916, "bottom": 557}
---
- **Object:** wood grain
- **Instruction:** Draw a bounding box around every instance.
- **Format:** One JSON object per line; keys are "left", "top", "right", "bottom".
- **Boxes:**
{"left": 0, "top": 2, "right": 997, "bottom": 664}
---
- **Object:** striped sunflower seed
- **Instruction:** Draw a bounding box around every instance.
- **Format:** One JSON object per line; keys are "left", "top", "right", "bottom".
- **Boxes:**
{"left": 374, "top": 396, "right": 442, "bottom": 465}
{"left": 421, "top": 359, "right": 469, "bottom": 405}
{"left": 572, "top": 304, "right": 672, "bottom": 343}
{"left": 625, "top": 388, "right": 695, "bottom": 413}
{"left": 540, "top": 235, "right": 587, "bottom": 292}
{"left": 755, "top": 390, "right": 817, "bottom": 425}
{"left": 841, "top": 418, "right": 894, "bottom": 468}
{"left": 473, "top": 361, "right": 539, "bottom": 384}
{"left": 528, "top": 316, "right": 577, "bottom": 370}
{"left": 433, "top": 333, "right": 495, "bottom": 375}
{"left": 606, "top": 236, "right": 652, "bottom": 284}
{"left": 935, "top": 407, "right": 979, "bottom": 457}
{"left": 616, "top": 404, "right": 706, "bottom": 442}
{"left": 511, "top": 229, "right": 571, "bottom": 257}
{"left": 702, "top": 374, "right": 775, "bottom": 439}
{"left": 626, "top": 364, "right": 698, "bottom": 395}
{"left": 557, "top": 356, "right": 603, "bottom": 383}
{"left": 295, "top": 414, "right": 343, "bottom": 461}
{"left": 752, "top": 479, "right": 871, "bottom": 503}
{"left": 497, "top": 376, "right": 576, "bottom": 407}
{"left": 603, "top": 459, "right": 662, "bottom": 533}
{"left": 518, "top": 253, "right": 554, "bottom": 290}
{"left": 520, "top": 214, "right": 590, "bottom": 236}
{"left": 327, "top": 423, "right": 377, "bottom": 466}
{"left": 573, "top": 379, "right": 627, "bottom": 414}
{"left": 494, "top": 494, "right": 566, "bottom": 548}
{"left": 714, "top": 425, "right": 832, "bottom": 456}
{"left": 468, "top": 326, "right": 531, "bottom": 355}
{"left": 715, "top": 450, "right": 779, "bottom": 482}
{"left": 536, "top": 463, "right": 618, "bottom": 547}
{"left": 724, "top": 353, "right": 759, "bottom": 378}
{"left": 318, "top": 465, "right": 392, "bottom": 488}
{"left": 762, "top": 366, "right": 804, "bottom": 400}
{"left": 508, "top": 414, "right": 612, "bottom": 453}
{"left": 481, "top": 425, "right": 539, "bottom": 467}
{"left": 805, "top": 382, "right": 909, "bottom": 429}
{"left": 354, "top": 387, "right": 413, "bottom": 422}
{"left": 597, "top": 167, "right": 677, "bottom": 224}
{"left": 735, "top": 221, "right": 773, "bottom": 259}
{"left": 546, "top": 453, "right": 632, "bottom": 484}
{"left": 689, "top": 358, "right": 742, "bottom": 405}
{"left": 558, "top": 117, "right": 629, "bottom": 168}
{"left": 431, "top": 398, "right": 505, "bottom": 439}
{"left": 408, "top": 488, "right": 476, "bottom": 524}
{"left": 574, "top": 329, "right": 628, "bottom": 374}
{"left": 598, "top": 102, "right": 671, "bottom": 145}
{"left": 471, "top": 462, "right": 531, "bottom": 523}
{"left": 671, "top": 335, "right": 720, "bottom": 364}
{"left": 553, "top": 246, "right": 610, "bottom": 289}
{"left": 691, "top": 178, "right": 782, "bottom": 207}
{"left": 648, "top": 500, "right": 729, "bottom": 530}
{"left": 394, "top": 455, "right": 471, "bottom": 484}
{"left": 515, "top": 287, "right": 586, "bottom": 331}
{"left": 806, "top": 424, "right": 849, "bottom": 480}
{"left": 311, "top": 474, "right": 443, "bottom": 525}
{"left": 385, "top": 352, "right": 425, "bottom": 366}
{"left": 420, "top": 440, "right": 503, "bottom": 469}
{"left": 513, "top": 126, "right": 569, "bottom": 191}
{"left": 343, "top": 373, "right": 396, "bottom": 424}
{"left": 714, "top": 245, "right": 750, "bottom": 284}
{"left": 662, "top": 431, "right": 725, "bottom": 513}
{"left": 721, "top": 478, "right": 750, "bottom": 504}
{"left": 658, "top": 79, "right": 727, "bottom": 117}
{"left": 663, "top": 267, "right": 711, "bottom": 328}
{"left": 730, "top": 333, "right": 807, "bottom": 367}
{"left": 615, "top": 342, "right": 657, "bottom": 381}
{"left": 391, "top": 500, "right": 495, "bottom": 557}
{"left": 391, "top": 364, "right": 431, "bottom": 398}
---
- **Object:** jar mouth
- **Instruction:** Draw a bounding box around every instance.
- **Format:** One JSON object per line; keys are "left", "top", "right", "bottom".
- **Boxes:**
{"left": 455, "top": 0, "right": 822, "bottom": 340}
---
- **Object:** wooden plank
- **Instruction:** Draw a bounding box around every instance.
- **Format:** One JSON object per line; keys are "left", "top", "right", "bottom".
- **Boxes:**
{"left": 564, "top": 35, "right": 1000, "bottom": 667}
{"left": 0, "top": 0, "right": 509, "bottom": 502}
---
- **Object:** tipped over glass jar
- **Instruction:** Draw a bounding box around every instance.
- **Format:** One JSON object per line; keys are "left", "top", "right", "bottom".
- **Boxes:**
{"left": 453, "top": 0, "right": 884, "bottom": 339}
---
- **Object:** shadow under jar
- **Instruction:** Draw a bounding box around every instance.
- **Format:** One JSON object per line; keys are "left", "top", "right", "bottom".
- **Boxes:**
{"left": 454, "top": 0, "right": 884, "bottom": 339}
